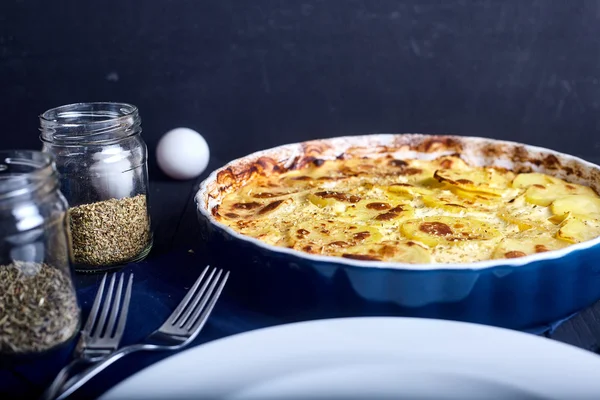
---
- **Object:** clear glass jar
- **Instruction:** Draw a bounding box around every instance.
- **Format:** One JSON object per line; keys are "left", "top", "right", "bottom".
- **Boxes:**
{"left": 0, "top": 150, "right": 80, "bottom": 355}
{"left": 40, "top": 102, "right": 152, "bottom": 272}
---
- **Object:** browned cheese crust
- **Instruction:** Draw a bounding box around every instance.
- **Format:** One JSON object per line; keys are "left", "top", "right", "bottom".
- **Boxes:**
{"left": 206, "top": 136, "right": 600, "bottom": 264}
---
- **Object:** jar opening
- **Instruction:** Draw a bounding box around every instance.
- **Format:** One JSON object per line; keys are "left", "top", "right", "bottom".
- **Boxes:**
{"left": 0, "top": 151, "right": 57, "bottom": 201}
{"left": 39, "top": 102, "right": 141, "bottom": 145}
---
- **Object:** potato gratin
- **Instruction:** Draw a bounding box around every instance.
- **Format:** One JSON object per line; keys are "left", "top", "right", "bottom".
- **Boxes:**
{"left": 214, "top": 155, "right": 600, "bottom": 264}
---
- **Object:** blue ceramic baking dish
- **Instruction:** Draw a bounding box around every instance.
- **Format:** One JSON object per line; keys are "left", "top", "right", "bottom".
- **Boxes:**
{"left": 195, "top": 134, "right": 600, "bottom": 330}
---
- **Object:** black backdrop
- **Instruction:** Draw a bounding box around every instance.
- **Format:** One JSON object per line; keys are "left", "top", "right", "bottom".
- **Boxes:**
{"left": 1, "top": 0, "right": 600, "bottom": 177}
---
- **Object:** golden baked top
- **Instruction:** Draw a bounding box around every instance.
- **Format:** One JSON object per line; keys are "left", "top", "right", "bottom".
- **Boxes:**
{"left": 213, "top": 155, "right": 600, "bottom": 264}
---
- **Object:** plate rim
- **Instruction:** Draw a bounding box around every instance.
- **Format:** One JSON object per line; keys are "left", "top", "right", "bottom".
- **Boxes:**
{"left": 102, "top": 316, "right": 600, "bottom": 399}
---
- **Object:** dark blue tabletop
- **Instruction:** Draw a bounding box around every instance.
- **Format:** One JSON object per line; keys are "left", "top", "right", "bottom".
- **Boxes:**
{"left": 2, "top": 172, "right": 600, "bottom": 399}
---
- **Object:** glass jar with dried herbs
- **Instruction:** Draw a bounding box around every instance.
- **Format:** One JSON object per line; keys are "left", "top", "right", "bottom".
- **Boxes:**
{"left": 40, "top": 102, "right": 153, "bottom": 272}
{"left": 0, "top": 150, "right": 80, "bottom": 355}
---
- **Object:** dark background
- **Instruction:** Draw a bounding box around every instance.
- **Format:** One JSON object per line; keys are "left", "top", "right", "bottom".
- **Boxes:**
{"left": 1, "top": 0, "right": 600, "bottom": 176}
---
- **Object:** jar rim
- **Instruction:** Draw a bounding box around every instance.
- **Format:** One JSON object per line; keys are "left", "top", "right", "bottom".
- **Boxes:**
{"left": 0, "top": 150, "right": 57, "bottom": 201}
{"left": 39, "top": 102, "right": 141, "bottom": 145}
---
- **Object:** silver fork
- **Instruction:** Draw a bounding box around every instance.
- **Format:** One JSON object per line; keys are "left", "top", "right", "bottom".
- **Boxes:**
{"left": 42, "top": 273, "right": 134, "bottom": 400}
{"left": 55, "top": 265, "right": 229, "bottom": 400}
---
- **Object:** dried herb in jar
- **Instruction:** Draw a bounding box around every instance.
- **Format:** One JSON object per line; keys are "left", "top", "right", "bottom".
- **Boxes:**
{"left": 69, "top": 194, "right": 150, "bottom": 267}
{"left": 0, "top": 261, "right": 80, "bottom": 353}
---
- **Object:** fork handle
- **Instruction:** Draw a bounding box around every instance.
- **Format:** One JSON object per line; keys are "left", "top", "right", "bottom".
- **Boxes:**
{"left": 41, "top": 359, "right": 88, "bottom": 400}
{"left": 54, "top": 343, "right": 149, "bottom": 400}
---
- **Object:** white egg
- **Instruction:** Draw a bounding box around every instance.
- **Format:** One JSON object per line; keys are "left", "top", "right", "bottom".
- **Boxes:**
{"left": 156, "top": 128, "right": 210, "bottom": 180}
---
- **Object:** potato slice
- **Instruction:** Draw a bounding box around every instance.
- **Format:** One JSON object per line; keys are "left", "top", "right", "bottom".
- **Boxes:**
{"left": 548, "top": 213, "right": 570, "bottom": 225}
{"left": 492, "top": 236, "right": 568, "bottom": 259}
{"left": 512, "top": 173, "right": 597, "bottom": 206}
{"left": 400, "top": 216, "right": 501, "bottom": 247}
{"left": 550, "top": 195, "right": 600, "bottom": 216}
{"left": 246, "top": 177, "right": 308, "bottom": 199}
{"left": 498, "top": 211, "right": 534, "bottom": 231}
{"left": 307, "top": 191, "right": 363, "bottom": 213}
{"left": 449, "top": 187, "right": 503, "bottom": 205}
{"left": 417, "top": 177, "right": 447, "bottom": 189}
{"left": 370, "top": 205, "right": 415, "bottom": 223}
{"left": 279, "top": 170, "right": 321, "bottom": 188}
{"left": 434, "top": 167, "right": 512, "bottom": 194}
{"left": 289, "top": 220, "right": 384, "bottom": 254}
{"left": 387, "top": 159, "right": 438, "bottom": 182}
{"left": 421, "top": 193, "right": 471, "bottom": 213}
{"left": 524, "top": 183, "right": 597, "bottom": 207}
{"left": 556, "top": 214, "right": 600, "bottom": 244}
{"left": 511, "top": 173, "right": 563, "bottom": 189}
{"left": 336, "top": 157, "right": 385, "bottom": 178}
{"left": 219, "top": 197, "right": 264, "bottom": 216}
{"left": 221, "top": 197, "right": 294, "bottom": 219}
{"left": 431, "top": 155, "right": 471, "bottom": 170}
{"left": 336, "top": 200, "right": 415, "bottom": 223}
{"left": 498, "top": 200, "right": 553, "bottom": 231}
{"left": 386, "top": 183, "right": 433, "bottom": 197}
{"left": 523, "top": 185, "right": 556, "bottom": 207}
{"left": 340, "top": 240, "right": 432, "bottom": 263}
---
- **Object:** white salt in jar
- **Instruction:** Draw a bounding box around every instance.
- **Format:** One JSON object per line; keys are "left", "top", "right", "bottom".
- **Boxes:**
{"left": 40, "top": 102, "right": 152, "bottom": 272}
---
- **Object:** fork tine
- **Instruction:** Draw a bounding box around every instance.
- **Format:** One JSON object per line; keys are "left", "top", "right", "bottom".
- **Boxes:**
{"left": 176, "top": 268, "right": 217, "bottom": 328}
{"left": 104, "top": 273, "right": 125, "bottom": 338}
{"left": 83, "top": 274, "right": 108, "bottom": 334}
{"left": 112, "top": 273, "right": 133, "bottom": 339}
{"left": 181, "top": 269, "right": 221, "bottom": 329}
{"left": 186, "top": 270, "right": 229, "bottom": 334}
{"left": 92, "top": 273, "right": 117, "bottom": 337}
{"left": 166, "top": 266, "right": 210, "bottom": 326}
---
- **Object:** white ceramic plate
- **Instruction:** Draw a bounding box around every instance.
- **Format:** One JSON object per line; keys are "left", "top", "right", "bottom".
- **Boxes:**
{"left": 102, "top": 317, "right": 600, "bottom": 400}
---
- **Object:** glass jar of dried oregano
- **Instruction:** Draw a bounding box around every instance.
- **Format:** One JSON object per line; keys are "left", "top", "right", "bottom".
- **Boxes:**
{"left": 0, "top": 150, "right": 80, "bottom": 355}
{"left": 40, "top": 102, "right": 153, "bottom": 272}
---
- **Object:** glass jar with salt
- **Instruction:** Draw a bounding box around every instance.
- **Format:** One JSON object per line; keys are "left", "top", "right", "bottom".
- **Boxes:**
{"left": 0, "top": 150, "right": 80, "bottom": 355}
{"left": 40, "top": 102, "right": 152, "bottom": 272}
